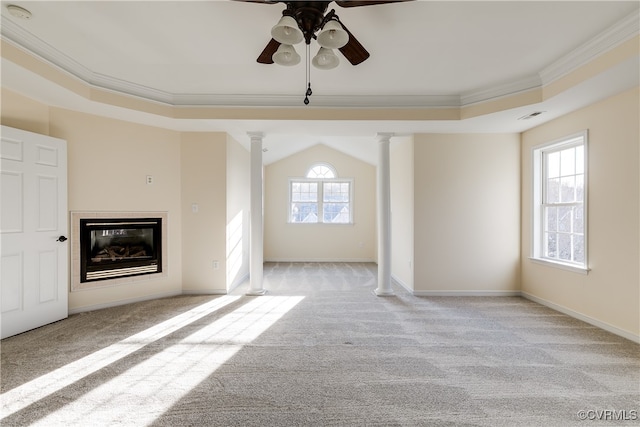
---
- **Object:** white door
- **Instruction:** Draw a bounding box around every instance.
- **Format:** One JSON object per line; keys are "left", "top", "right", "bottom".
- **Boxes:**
{"left": 1, "top": 125, "right": 68, "bottom": 339}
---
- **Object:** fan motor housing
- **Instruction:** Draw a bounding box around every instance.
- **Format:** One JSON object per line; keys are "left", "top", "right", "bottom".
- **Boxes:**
{"left": 284, "top": 1, "right": 332, "bottom": 43}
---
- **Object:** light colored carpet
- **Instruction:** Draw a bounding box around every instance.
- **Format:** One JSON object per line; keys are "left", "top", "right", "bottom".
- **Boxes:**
{"left": 1, "top": 262, "right": 638, "bottom": 426}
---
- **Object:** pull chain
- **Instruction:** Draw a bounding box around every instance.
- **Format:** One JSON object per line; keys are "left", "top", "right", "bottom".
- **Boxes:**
{"left": 304, "top": 44, "right": 312, "bottom": 105}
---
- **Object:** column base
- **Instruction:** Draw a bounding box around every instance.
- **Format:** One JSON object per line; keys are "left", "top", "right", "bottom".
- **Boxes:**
{"left": 246, "top": 289, "right": 267, "bottom": 296}
{"left": 374, "top": 288, "right": 395, "bottom": 297}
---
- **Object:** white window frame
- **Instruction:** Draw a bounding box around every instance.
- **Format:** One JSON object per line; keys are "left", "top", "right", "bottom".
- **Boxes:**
{"left": 288, "top": 177, "right": 354, "bottom": 224}
{"left": 306, "top": 163, "right": 337, "bottom": 179}
{"left": 531, "top": 130, "right": 589, "bottom": 274}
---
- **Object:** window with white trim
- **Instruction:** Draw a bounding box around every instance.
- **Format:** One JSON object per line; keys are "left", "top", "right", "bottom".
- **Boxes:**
{"left": 532, "top": 131, "right": 588, "bottom": 272}
{"left": 289, "top": 163, "right": 353, "bottom": 224}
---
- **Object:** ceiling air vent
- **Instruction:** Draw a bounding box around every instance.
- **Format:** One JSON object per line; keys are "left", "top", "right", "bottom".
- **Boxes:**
{"left": 518, "top": 111, "right": 545, "bottom": 120}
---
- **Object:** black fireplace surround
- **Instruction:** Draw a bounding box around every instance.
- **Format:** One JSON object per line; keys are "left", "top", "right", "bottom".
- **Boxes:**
{"left": 80, "top": 218, "right": 162, "bottom": 282}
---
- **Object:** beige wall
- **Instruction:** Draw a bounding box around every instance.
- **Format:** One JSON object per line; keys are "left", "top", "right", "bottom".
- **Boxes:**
{"left": 390, "top": 136, "right": 415, "bottom": 290}
{"left": 2, "top": 92, "right": 184, "bottom": 311}
{"left": 521, "top": 87, "right": 640, "bottom": 338}
{"left": 2, "top": 90, "right": 240, "bottom": 310}
{"left": 226, "top": 135, "right": 250, "bottom": 291}
{"left": 50, "top": 107, "right": 183, "bottom": 311}
{"left": 1, "top": 89, "right": 50, "bottom": 135}
{"left": 180, "top": 132, "right": 228, "bottom": 294}
{"left": 413, "top": 133, "right": 521, "bottom": 294}
{"left": 264, "top": 144, "right": 376, "bottom": 261}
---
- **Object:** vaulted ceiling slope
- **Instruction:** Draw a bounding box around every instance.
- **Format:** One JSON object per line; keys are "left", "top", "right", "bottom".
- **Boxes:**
{"left": 1, "top": 1, "right": 639, "bottom": 164}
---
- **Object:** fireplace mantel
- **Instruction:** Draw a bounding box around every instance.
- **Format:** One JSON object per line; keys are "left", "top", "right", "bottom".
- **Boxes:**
{"left": 71, "top": 211, "right": 168, "bottom": 291}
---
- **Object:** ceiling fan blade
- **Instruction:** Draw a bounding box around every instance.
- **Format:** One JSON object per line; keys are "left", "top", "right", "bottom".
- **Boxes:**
{"left": 335, "top": 0, "right": 413, "bottom": 7}
{"left": 337, "top": 22, "right": 369, "bottom": 65}
{"left": 231, "top": 0, "right": 280, "bottom": 4}
{"left": 257, "top": 38, "right": 281, "bottom": 64}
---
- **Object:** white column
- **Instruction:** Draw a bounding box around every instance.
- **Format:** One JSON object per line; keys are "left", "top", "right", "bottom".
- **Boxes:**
{"left": 247, "top": 132, "right": 266, "bottom": 296}
{"left": 375, "top": 132, "right": 394, "bottom": 296}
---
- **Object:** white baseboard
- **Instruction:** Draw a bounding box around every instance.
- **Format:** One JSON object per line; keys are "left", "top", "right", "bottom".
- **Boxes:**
{"left": 68, "top": 290, "right": 182, "bottom": 314}
{"left": 264, "top": 258, "right": 376, "bottom": 263}
{"left": 181, "top": 289, "right": 228, "bottom": 296}
{"left": 521, "top": 291, "right": 640, "bottom": 344}
{"left": 391, "top": 274, "right": 413, "bottom": 293}
{"left": 413, "top": 290, "right": 521, "bottom": 297}
{"left": 227, "top": 272, "right": 250, "bottom": 294}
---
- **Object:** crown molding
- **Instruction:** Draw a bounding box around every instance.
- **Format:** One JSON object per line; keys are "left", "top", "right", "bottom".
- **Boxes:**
{"left": 90, "top": 71, "right": 175, "bottom": 104}
{"left": 539, "top": 11, "right": 639, "bottom": 85}
{"left": 461, "top": 74, "right": 542, "bottom": 106}
{"left": 2, "top": 10, "right": 638, "bottom": 109}
{"left": 171, "top": 93, "right": 461, "bottom": 108}
{"left": 1, "top": 15, "right": 95, "bottom": 85}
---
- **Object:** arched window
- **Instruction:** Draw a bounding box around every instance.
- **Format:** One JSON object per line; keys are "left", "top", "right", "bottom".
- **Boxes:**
{"left": 306, "top": 163, "right": 336, "bottom": 179}
{"left": 289, "top": 163, "right": 353, "bottom": 224}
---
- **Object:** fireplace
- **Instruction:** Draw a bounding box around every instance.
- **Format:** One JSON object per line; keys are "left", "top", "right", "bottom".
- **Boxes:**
{"left": 80, "top": 218, "right": 162, "bottom": 282}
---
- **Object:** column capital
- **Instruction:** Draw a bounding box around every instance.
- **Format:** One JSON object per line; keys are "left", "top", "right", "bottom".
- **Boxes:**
{"left": 376, "top": 132, "right": 394, "bottom": 143}
{"left": 247, "top": 132, "right": 264, "bottom": 142}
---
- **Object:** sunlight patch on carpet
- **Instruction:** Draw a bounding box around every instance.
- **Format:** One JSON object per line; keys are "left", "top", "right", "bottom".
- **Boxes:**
{"left": 25, "top": 295, "right": 304, "bottom": 426}
{"left": 0, "top": 295, "right": 241, "bottom": 419}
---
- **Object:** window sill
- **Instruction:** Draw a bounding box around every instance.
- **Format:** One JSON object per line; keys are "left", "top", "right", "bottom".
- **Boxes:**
{"left": 287, "top": 222, "right": 354, "bottom": 226}
{"left": 528, "top": 257, "right": 590, "bottom": 275}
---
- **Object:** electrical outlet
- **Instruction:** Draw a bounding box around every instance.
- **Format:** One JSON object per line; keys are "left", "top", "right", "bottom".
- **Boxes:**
{"left": 146, "top": 175, "right": 153, "bottom": 185}
{"left": 213, "top": 260, "right": 219, "bottom": 269}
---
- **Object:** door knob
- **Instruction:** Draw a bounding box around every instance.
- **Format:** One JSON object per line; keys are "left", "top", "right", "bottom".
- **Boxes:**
{"left": 57, "top": 236, "right": 68, "bottom": 242}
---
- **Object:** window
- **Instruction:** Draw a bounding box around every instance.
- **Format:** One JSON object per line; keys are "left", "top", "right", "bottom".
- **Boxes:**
{"left": 532, "top": 131, "right": 588, "bottom": 272}
{"left": 307, "top": 164, "right": 336, "bottom": 179}
{"left": 289, "top": 163, "right": 353, "bottom": 224}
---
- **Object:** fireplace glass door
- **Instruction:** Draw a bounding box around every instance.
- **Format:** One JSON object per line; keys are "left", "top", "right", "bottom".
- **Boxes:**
{"left": 80, "top": 218, "right": 162, "bottom": 282}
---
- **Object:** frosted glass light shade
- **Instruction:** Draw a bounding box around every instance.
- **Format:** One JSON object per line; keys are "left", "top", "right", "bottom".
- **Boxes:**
{"left": 273, "top": 44, "right": 301, "bottom": 66}
{"left": 271, "top": 16, "right": 303, "bottom": 45}
{"left": 312, "top": 47, "right": 339, "bottom": 70}
{"left": 317, "top": 20, "right": 348, "bottom": 49}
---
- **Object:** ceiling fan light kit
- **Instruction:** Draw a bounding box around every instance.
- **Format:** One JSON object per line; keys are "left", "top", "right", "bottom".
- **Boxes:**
{"left": 317, "top": 20, "right": 349, "bottom": 49}
{"left": 271, "top": 15, "right": 304, "bottom": 44}
{"left": 273, "top": 44, "right": 301, "bottom": 66}
{"left": 312, "top": 47, "right": 339, "bottom": 70}
{"left": 242, "top": 0, "right": 411, "bottom": 104}
{"left": 269, "top": 10, "right": 345, "bottom": 72}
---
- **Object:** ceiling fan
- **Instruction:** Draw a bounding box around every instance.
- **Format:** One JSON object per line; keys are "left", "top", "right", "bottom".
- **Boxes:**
{"left": 237, "top": 0, "right": 412, "bottom": 103}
